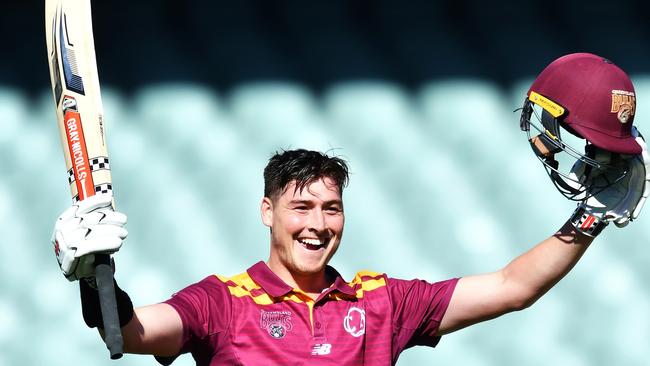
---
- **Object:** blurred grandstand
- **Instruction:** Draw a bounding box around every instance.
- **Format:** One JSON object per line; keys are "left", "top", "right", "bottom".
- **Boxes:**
{"left": 1, "top": 1, "right": 650, "bottom": 365}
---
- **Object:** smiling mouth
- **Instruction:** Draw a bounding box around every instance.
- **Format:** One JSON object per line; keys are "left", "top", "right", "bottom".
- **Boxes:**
{"left": 297, "top": 237, "right": 329, "bottom": 250}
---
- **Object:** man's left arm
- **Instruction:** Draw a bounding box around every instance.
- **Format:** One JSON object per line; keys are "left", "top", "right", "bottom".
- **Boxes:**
{"left": 437, "top": 221, "right": 591, "bottom": 335}
{"left": 438, "top": 130, "right": 649, "bottom": 335}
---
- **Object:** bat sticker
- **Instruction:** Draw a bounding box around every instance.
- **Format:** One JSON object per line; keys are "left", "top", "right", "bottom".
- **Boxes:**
{"left": 59, "top": 9, "right": 85, "bottom": 95}
{"left": 49, "top": 8, "right": 63, "bottom": 105}
{"left": 62, "top": 95, "right": 95, "bottom": 200}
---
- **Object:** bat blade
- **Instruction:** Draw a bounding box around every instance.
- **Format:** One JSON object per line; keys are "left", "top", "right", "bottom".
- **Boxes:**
{"left": 45, "top": 0, "right": 123, "bottom": 359}
{"left": 46, "top": 0, "right": 112, "bottom": 202}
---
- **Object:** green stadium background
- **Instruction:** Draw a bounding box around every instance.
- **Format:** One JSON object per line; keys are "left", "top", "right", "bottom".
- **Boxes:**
{"left": 1, "top": 1, "right": 650, "bottom": 365}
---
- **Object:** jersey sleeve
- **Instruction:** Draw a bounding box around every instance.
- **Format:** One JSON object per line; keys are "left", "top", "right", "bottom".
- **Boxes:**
{"left": 155, "top": 276, "right": 232, "bottom": 365}
{"left": 387, "top": 276, "right": 459, "bottom": 351}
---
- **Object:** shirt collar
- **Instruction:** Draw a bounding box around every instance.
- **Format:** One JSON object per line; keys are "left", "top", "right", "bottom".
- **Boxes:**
{"left": 247, "top": 261, "right": 356, "bottom": 298}
{"left": 247, "top": 262, "right": 293, "bottom": 297}
{"left": 326, "top": 266, "right": 356, "bottom": 296}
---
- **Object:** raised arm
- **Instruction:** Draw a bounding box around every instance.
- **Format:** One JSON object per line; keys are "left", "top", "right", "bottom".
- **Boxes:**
{"left": 83, "top": 282, "right": 185, "bottom": 355}
{"left": 437, "top": 220, "right": 591, "bottom": 335}
{"left": 120, "top": 304, "right": 184, "bottom": 356}
{"left": 438, "top": 128, "right": 649, "bottom": 335}
{"left": 52, "top": 194, "right": 184, "bottom": 357}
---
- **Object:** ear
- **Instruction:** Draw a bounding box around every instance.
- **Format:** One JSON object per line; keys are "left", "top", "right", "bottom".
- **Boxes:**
{"left": 261, "top": 197, "right": 273, "bottom": 228}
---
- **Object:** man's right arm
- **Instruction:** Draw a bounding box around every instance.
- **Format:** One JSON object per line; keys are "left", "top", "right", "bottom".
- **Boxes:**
{"left": 120, "top": 304, "right": 184, "bottom": 357}
{"left": 51, "top": 196, "right": 187, "bottom": 358}
{"left": 80, "top": 279, "right": 186, "bottom": 357}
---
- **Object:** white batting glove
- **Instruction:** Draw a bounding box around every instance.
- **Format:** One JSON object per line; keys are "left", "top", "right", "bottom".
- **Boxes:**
{"left": 51, "top": 194, "right": 127, "bottom": 281}
{"left": 568, "top": 127, "right": 649, "bottom": 236}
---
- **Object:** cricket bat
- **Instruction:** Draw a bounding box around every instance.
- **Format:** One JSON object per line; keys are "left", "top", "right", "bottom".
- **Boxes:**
{"left": 45, "top": 0, "right": 123, "bottom": 359}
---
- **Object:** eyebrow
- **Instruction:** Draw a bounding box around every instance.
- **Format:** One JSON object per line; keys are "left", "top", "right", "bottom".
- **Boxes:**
{"left": 289, "top": 199, "right": 343, "bottom": 206}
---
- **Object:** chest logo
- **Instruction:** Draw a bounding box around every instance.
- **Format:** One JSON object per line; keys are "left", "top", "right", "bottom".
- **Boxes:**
{"left": 260, "top": 310, "right": 293, "bottom": 339}
{"left": 311, "top": 343, "right": 332, "bottom": 355}
{"left": 343, "top": 307, "right": 366, "bottom": 337}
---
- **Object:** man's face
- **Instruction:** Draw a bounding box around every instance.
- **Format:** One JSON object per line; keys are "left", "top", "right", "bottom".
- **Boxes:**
{"left": 262, "top": 177, "right": 344, "bottom": 277}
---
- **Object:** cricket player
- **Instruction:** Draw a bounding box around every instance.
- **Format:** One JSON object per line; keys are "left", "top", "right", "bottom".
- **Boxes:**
{"left": 51, "top": 53, "right": 649, "bottom": 365}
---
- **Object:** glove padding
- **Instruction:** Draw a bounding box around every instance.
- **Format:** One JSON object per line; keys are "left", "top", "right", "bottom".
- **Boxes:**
{"left": 569, "top": 127, "right": 649, "bottom": 234}
{"left": 51, "top": 194, "right": 127, "bottom": 281}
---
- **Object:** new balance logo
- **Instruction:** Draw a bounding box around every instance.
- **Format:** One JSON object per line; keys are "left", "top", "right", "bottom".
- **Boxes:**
{"left": 311, "top": 343, "right": 332, "bottom": 356}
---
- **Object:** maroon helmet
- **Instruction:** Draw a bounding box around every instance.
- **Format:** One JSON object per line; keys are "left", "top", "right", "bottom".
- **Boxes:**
{"left": 529, "top": 53, "right": 640, "bottom": 154}
{"left": 520, "top": 53, "right": 640, "bottom": 200}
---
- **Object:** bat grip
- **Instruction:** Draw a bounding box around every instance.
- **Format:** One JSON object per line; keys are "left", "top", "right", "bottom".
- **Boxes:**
{"left": 94, "top": 254, "right": 124, "bottom": 359}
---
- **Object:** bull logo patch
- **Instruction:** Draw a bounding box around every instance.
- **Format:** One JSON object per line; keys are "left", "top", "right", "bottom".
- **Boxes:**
{"left": 611, "top": 90, "right": 636, "bottom": 123}
{"left": 268, "top": 324, "right": 285, "bottom": 339}
{"left": 260, "top": 310, "right": 293, "bottom": 339}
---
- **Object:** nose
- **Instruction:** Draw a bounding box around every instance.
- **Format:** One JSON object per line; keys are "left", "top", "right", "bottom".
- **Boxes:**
{"left": 307, "top": 208, "right": 327, "bottom": 232}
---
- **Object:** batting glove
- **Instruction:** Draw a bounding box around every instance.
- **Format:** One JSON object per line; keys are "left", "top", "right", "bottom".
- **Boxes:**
{"left": 569, "top": 127, "right": 650, "bottom": 236}
{"left": 51, "top": 194, "right": 127, "bottom": 281}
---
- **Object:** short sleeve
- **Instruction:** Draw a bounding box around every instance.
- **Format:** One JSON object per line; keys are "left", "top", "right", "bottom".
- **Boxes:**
{"left": 388, "top": 277, "right": 458, "bottom": 351}
{"left": 158, "top": 276, "right": 232, "bottom": 364}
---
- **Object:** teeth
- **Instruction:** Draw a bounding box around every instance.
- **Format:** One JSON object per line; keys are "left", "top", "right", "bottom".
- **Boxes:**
{"left": 300, "top": 238, "right": 325, "bottom": 246}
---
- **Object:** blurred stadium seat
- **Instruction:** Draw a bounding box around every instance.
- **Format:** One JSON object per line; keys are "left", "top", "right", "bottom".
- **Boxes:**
{"left": 2, "top": 79, "right": 649, "bottom": 366}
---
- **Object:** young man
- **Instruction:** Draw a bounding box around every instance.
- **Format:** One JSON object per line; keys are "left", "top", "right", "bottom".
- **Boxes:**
{"left": 51, "top": 53, "right": 649, "bottom": 365}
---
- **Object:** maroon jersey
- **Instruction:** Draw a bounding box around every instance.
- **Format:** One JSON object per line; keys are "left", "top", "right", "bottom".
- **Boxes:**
{"left": 161, "top": 262, "right": 458, "bottom": 365}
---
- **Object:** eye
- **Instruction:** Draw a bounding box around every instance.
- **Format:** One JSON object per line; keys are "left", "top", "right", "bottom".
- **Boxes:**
{"left": 293, "top": 205, "right": 309, "bottom": 212}
{"left": 324, "top": 206, "right": 343, "bottom": 214}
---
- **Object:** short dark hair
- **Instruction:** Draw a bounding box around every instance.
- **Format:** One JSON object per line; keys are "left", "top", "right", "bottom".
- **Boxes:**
{"left": 264, "top": 149, "right": 349, "bottom": 200}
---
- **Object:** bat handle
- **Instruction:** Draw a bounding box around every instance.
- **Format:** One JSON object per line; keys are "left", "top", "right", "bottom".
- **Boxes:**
{"left": 94, "top": 254, "right": 124, "bottom": 359}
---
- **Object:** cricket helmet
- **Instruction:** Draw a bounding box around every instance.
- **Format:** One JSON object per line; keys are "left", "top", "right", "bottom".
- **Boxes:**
{"left": 520, "top": 53, "right": 641, "bottom": 200}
